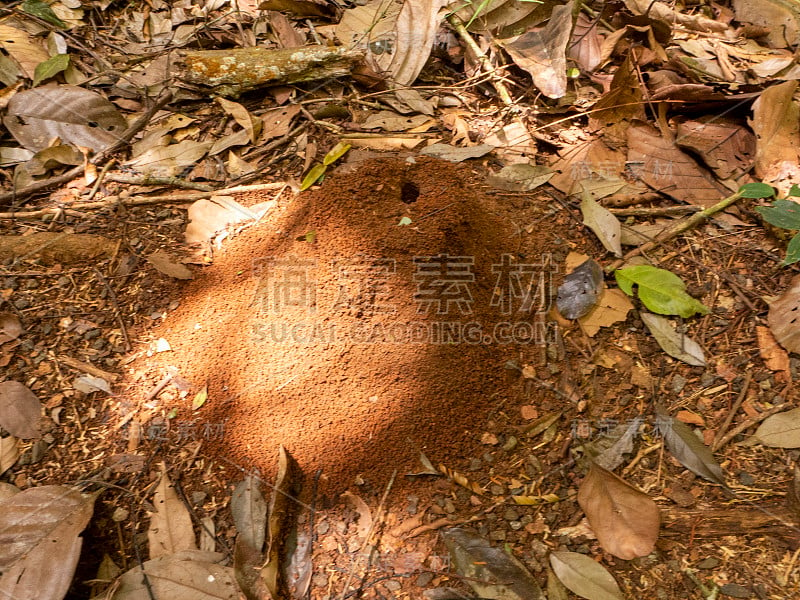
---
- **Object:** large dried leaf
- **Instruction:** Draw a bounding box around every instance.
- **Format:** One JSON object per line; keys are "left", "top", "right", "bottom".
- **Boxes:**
{"left": 283, "top": 525, "right": 313, "bottom": 599}
{"left": 3, "top": 84, "right": 127, "bottom": 152}
{"left": 0, "top": 380, "right": 41, "bottom": 439}
{"left": 752, "top": 407, "right": 800, "bottom": 448}
{"left": 768, "top": 273, "right": 800, "bottom": 354}
{"left": 498, "top": 1, "right": 574, "bottom": 99}
{"left": 0, "top": 485, "right": 95, "bottom": 570}
{"left": 640, "top": 312, "right": 706, "bottom": 367}
{"left": 589, "top": 417, "right": 643, "bottom": 471}
{"left": 148, "top": 466, "right": 197, "bottom": 558}
{"left": 0, "top": 487, "right": 95, "bottom": 600}
{"left": 627, "top": 121, "right": 729, "bottom": 207}
{"left": 732, "top": 0, "right": 800, "bottom": 48}
{"left": 750, "top": 80, "right": 800, "bottom": 195}
{"left": 578, "top": 462, "right": 660, "bottom": 559}
{"left": 231, "top": 474, "right": 267, "bottom": 553}
{"left": 550, "top": 551, "right": 623, "bottom": 600}
{"left": 385, "top": 0, "right": 444, "bottom": 86}
{"left": 146, "top": 251, "right": 194, "bottom": 280}
{"left": 657, "top": 408, "right": 725, "bottom": 485}
{"left": 443, "top": 527, "right": 545, "bottom": 600}
{"left": 112, "top": 550, "right": 239, "bottom": 600}
{"left": 0, "top": 25, "right": 49, "bottom": 78}
{"left": 126, "top": 139, "right": 213, "bottom": 177}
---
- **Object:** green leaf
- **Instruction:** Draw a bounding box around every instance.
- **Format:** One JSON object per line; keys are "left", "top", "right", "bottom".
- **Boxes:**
{"left": 398, "top": 216, "right": 412, "bottom": 226}
{"left": 756, "top": 199, "right": 800, "bottom": 230}
{"left": 787, "top": 184, "right": 800, "bottom": 198}
{"left": 32, "top": 54, "right": 69, "bottom": 86}
{"left": 614, "top": 265, "right": 709, "bottom": 317}
{"left": 783, "top": 233, "right": 800, "bottom": 266}
{"left": 322, "top": 142, "right": 351, "bottom": 166}
{"left": 192, "top": 385, "right": 208, "bottom": 410}
{"left": 22, "top": 0, "right": 67, "bottom": 28}
{"left": 300, "top": 164, "right": 327, "bottom": 191}
{"left": 738, "top": 182, "right": 775, "bottom": 199}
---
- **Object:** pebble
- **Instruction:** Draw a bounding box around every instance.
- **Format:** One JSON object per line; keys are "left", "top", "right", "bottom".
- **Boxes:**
{"left": 696, "top": 557, "right": 720, "bottom": 569}
{"left": 312, "top": 572, "right": 328, "bottom": 588}
{"left": 719, "top": 583, "right": 752, "bottom": 598}
{"left": 383, "top": 581, "right": 401, "bottom": 591}
{"left": 489, "top": 529, "right": 506, "bottom": 541}
{"left": 503, "top": 508, "right": 520, "bottom": 521}
{"left": 489, "top": 483, "right": 505, "bottom": 496}
{"left": 416, "top": 572, "right": 434, "bottom": 587}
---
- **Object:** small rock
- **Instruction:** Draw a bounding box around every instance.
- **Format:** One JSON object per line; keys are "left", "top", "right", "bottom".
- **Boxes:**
{"left": 502, "top": 436, "right": 518, "bottom": 452}
{"left": 489, "top": 529, "right": 506, "bottom": 541}
{"left": 415, "top": 572, "right": 434, "bottom": 587}
{"left": 489, "top": 483, "right": 505, "bottom": 496}
{"left": 383, "top": 580, "right": 402, "bottom": 591}
{"left": 719, "top": 583, "right": 752, "bottom": 598}
{"left": 509, "top": 520, "right": 522, "bottom": 530}
{"left": 312, "top": 571, "right": 328, "bottom": 588}
{"left": 696, "top": 557, "right": 720, "bottom": 569}
{"left": 468, "top": 458, "right": 482, "bottom": 471}
{"left": 316, "top": 520, "right": 329, "bottom": 535}
{"left": 503, "top": 508, "right": 520, "bottom": 521}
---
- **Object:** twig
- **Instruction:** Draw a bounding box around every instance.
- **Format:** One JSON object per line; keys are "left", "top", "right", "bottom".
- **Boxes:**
{"left": 57, "top": 354, "right": 120, "bottom": 382}
{"left": 445, "top": 13, "right": 515, "bottom": 108}
{"left": 92, "top": 267, "right": 132, "bottom": 352}
{"left": 0, "top": 89, "right": 174, "bottom": 206}
{"left": 609, "top": 205, "right": 701, "bottom": 217}
{"left": 712, "top": 371, "right": 751, "bottom": 451}
{"left": 604, "top": 189, "right": 745, "bottom": 273}
{"left": 0, "top": 182, "right": 287, "bottom": 219}
{"left": 714, "top": 403, "right": 792, "bottom": 450}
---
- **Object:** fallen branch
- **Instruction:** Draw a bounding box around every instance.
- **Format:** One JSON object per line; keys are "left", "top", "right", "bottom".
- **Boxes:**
{"left": 604, "top": 190, "right": 745, "bottom": 273}
{"left": 0, "top": 182, "right": 287, "bottom": 219}
{"left": 180, "top": 45, "right": 365, "bottom": 97}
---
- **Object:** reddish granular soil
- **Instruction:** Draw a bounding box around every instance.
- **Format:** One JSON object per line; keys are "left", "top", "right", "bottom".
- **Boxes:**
{"left": 130, "top": 157, "right": 558, "bottom": 493}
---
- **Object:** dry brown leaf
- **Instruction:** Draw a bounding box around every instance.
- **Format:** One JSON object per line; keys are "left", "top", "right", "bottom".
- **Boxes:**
{"left": 498, "top": 1, "right": 574, "bottom": 99}
{"left": 732, "top": 0, "right": 800, "bottom": 47}
{"left": 588, "top": 54, "right": 645, "bottom": 144}
{"left": 675, "top": 118, "right": 755, "bottom": 179}
{"left": 0, "top": 25, "right": 49, "bottom": 78}
{"left": 577, "top": 462, "right": 660, "bottom": 560}
{"left": 579, "top": 288, "right": 634, "bottom": 337}
{"left": 147, "top": 251, "right": 194, "bottom": 280}
{"left": 627, "top": 121, "right": 728, "bottom": 207}
{"left": 148, "top": 466, "right": 197, "bottom": 558}
{"left": 750, "top": 80, "right": 800, "bottom": 195}
{"left": 0, "top": 381, "right": 41, "bottom": 439}
{"left": 0, "top": 312, "right": 23, "bottom": 344}
{"left": 768, "top": 275, "right": 800, "bottom": 354}
{"left": 756, "top": 325, "right": 791, "bottom": 380}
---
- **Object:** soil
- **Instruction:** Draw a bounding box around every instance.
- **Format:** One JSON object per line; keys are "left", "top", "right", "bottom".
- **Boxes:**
{"left": 128, "top": 157, "right": 563, "bottom": 495}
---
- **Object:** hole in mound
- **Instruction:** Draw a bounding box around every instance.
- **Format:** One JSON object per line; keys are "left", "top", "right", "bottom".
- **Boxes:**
{"left": 400, "top": 181, "right": 419, "bottom": 204}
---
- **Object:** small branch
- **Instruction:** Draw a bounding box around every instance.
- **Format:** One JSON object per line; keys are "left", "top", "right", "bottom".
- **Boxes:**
{"left": 712, "top": 371, "right": 751, "bottom": 451}
{"left": 0, "top": 182, "right": 286, "bottom": 219}
{"left": 604, "top": 190, "right": 745, "bottom": 273}
{"left": 609, "top": 205, "right": 701, "bottom": 217}
{"left": 445, "top": 13, "right": 515, "bottom": 108}
{"left": 105, "top": 173, "right": 214, "bottom": 191}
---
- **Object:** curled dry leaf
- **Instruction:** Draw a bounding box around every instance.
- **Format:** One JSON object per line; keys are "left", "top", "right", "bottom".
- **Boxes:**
{"left": 577, "top": 462, "right": 660, "bottom": 560}
{"left": 147, "top": 250, "right": 194, "bottom": 280}
{"left": 0, "top": 380, "right": 41, "bottom": 439}
{"left": 641, "top": 312, "right": 706, "bottom": 367}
